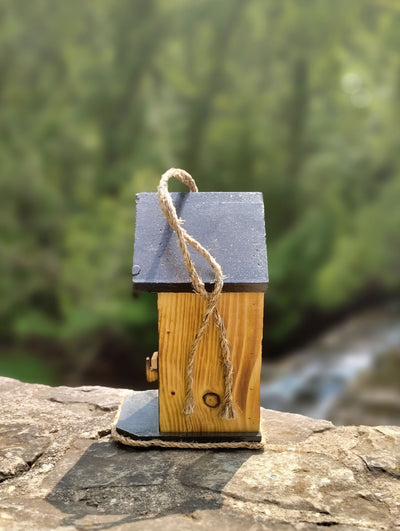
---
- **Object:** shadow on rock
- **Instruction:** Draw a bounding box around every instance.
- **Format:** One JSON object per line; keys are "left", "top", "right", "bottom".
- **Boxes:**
{"left": 46, "top": 437, "right": 254, "bottom": 529}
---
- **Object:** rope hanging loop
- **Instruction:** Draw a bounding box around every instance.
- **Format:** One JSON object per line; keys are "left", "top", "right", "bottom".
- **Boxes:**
{"left": 157, "top": 168, "right": 235, "bottom": 420}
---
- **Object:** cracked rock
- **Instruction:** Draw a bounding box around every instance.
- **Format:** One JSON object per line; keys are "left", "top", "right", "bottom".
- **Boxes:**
{"left": 0, "top": 377, "right": 399, "bottom": 530}
{"left": 362, "top": 454, "right": 400, "bottom": 479}
{"left": 0, "top": 424, "right": 49, "bottom": 482}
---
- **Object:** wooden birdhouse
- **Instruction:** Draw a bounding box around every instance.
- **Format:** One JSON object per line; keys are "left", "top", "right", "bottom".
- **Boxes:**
{"left": 114, "top": 172, "right": 268, "bottom": 448}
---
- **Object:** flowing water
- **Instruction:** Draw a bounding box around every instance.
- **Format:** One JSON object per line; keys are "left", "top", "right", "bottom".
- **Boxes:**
{"left": 260, "top": 301, "right": 400, "bottom": 420}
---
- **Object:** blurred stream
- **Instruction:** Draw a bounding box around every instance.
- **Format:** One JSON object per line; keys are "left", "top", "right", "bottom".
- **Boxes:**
{"left": 260, "top": 301, "right": 400, "bottom": 422}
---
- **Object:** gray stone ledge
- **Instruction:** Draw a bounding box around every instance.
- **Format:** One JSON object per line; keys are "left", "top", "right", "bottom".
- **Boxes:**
{"left": 0, "top": 376, "right": 399, "bottom": 530}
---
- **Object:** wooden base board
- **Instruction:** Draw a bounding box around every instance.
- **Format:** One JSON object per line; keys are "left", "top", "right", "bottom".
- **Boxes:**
{"left": 115, "top": 390, "right": 262, "bottom": 444}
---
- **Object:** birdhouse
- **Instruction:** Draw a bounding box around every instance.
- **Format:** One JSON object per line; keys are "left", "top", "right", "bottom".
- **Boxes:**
{"left": 114, "top": 173, "right": 268, "bottom": 448}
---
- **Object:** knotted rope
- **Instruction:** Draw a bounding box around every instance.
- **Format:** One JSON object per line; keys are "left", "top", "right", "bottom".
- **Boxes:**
{"left": 157, "top": 168, "right": 235, "bottom": 420}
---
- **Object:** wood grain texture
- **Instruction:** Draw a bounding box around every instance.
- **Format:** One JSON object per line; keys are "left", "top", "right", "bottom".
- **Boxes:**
{"left": 158, "top": 292, "right": 264, "bottom": 433}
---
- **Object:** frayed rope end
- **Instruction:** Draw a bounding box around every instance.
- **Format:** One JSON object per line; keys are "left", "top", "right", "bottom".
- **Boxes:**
{"left": 218, "top": 400, "right": 236, "bottom": 420}
{"left": 183, "top": 396, "right": 195, "bottom": 416}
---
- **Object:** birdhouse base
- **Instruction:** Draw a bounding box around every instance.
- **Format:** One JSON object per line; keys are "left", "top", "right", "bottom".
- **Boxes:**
{"left": 113, "top": 390, "right": 263, "bottom": 448}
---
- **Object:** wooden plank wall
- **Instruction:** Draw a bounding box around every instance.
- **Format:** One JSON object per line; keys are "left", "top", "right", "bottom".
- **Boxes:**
{"left": 158, "top": 292, "right": 264, "bottom": 433}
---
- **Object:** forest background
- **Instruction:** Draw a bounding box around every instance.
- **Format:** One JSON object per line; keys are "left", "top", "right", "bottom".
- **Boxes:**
{"left": 1, "top": 0, "right": 400, "bottom": 389}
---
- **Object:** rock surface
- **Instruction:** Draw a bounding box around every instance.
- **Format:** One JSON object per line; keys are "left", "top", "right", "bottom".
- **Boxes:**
{"left": 0, "top": 377, "right": 399, "bottom": 530}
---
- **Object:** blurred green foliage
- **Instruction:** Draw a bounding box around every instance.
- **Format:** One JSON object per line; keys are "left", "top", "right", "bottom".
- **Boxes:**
{"left": 1, "top": 0, "right": 400, "bottom": 384}
{"left": 0, "top": 351, "right": 56, "bottom": 385}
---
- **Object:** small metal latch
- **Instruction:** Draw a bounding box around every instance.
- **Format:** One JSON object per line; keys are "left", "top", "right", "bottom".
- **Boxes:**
{"left": 146, "top": 351, "right": 158, "bottom": 382}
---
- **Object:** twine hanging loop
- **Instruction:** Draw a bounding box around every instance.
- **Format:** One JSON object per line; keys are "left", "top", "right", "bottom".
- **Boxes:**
{"left": 157, "top": 168, "right": 235, "bottom": 420}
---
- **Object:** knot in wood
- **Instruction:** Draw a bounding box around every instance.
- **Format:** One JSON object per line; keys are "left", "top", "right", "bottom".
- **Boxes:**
{"left": 202, "top": 392, "right": 221, "bottom": 408}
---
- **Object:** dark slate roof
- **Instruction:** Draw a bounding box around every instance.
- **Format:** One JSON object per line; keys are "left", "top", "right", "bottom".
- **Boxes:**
{"left": 132, "top": 192, "right": 268, "bottom": 293}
